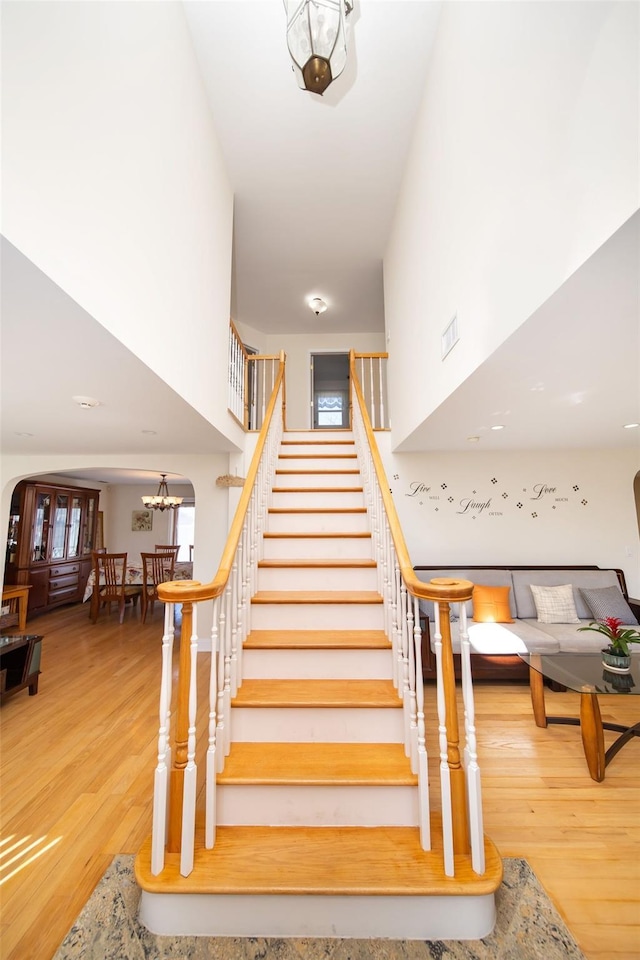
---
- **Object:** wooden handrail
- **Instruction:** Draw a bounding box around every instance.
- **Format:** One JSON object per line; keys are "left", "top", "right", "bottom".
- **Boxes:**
{"left": 158, "top": 352, "right": 286, "bottom": 605}
{"left": 348, "top": 351, "right": 472, "bottom": 605}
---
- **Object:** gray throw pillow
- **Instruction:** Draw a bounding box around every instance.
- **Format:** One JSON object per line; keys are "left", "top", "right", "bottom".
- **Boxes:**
{"left": 579, "top": 585, "right": 638, "bottom": 625}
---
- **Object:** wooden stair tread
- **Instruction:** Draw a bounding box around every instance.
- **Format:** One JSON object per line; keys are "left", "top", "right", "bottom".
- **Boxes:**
{"left": 257, "top": 559, "right": 376, "bottom": 569}
{"left": 275, "top": 469, "right": 360, "bottom": 475}
{"left": 278, "top": 453, "right": 358, "bottom": 459}
{"left": 281, "top": 440, "right": 355, "bottom": 446}
{"left": 244, "top": 630, "right": 391, "bottom": 649}
{"left": 232, "top": 678, "right": 401, "bottom": 708}
{"left": 251, "top": 591, "right": 382, "bottom": 604}
{"left": 263, "top": 531, "right": 371, "bottom": 539}
{"left": 272, "top": 487, "right": 364, "bottom": 493}
{"left": 218, "top": 742, "right": 417, "bottom": 786}
{"left": 269, "top": 507, "right": 367, "bottom": 514}
{"left": 136, "top": 825, "right": 503, "bottom": 896}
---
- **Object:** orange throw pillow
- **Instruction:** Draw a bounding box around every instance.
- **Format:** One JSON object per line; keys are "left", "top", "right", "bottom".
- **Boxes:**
{"left": 472, "top": 585, "right": 514, "bottom": 623}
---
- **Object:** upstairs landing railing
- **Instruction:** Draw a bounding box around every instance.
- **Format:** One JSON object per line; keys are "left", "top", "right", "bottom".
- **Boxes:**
{"left": 228, "top": 320, "right": 284, "bottom": 431}
{"left": 349, "top": 349, "right": 486, "bottom": 878}
{"left": 151, "top": 351, "right": 285, "bottom": 878}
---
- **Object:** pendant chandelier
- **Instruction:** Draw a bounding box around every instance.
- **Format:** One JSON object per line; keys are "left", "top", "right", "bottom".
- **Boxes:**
{"left": 141, "top": 475, "right": 183, "bottom": 512}
{"left": 284, "top": 0, "right": 353, "bottom": 96}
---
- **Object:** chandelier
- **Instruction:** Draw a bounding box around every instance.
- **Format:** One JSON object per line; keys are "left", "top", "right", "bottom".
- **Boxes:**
{"left": 284, "top": 0, "right": 353, "bottom": 96}
{"left": 141, "top": 475, "right": 183, "bottom": 512}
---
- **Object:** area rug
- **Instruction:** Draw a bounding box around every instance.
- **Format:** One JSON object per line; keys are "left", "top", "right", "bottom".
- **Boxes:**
{"left": 53, "top": 856, "right": 585, "bottom": 960}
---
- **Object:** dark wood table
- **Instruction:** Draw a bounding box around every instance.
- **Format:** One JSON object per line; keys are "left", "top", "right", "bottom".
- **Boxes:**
{"left": 0, "top": 634, "right": 43, "bottom": 701}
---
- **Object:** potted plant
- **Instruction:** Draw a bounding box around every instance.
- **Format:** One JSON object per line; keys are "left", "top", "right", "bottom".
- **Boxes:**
{"left": 578, "top": 616, "right": 640, "bottom": 672}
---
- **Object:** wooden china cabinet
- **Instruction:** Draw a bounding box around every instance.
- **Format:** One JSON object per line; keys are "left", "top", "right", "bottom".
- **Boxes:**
{"left": 4, "top": 480, "right": 100, "bottom": 617}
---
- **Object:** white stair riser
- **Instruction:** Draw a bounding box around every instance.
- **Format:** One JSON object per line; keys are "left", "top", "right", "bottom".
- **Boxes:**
{"left": 274, "top": 473, "right": 362, "bottom": 490}
{"left": 262, "top": 537, "right": 373, "bottom": 560}
{"left": 251, "top": 603, "right": 383, "bottom": 630}
{"left": 139, "top": 891, "right": 497, "bottom": 939}
{"left": 217, "top": 784, "right": 418, "bottom": 826}
{"left": 277, "top": 457, "right": 358, "bottom": 472}
{"left": 242, "top": 647, "right": 392, "bottom": 680}
{"left": 267, "top": 512, "right": 369, "bottom": 533}
{"left": 230, "top": 706, "right": 404, "bottom": 742}
{"left": 279, "top": 444, "right": 356, "bottom": 456}
{"left": 271, "top": 491, "right": 364, "bottom": 509}
{"left": 257, "top": 566, "right": 378, "bottom": 592}
{"left": 284, "top": 430, "right": 353, "bottom": 442}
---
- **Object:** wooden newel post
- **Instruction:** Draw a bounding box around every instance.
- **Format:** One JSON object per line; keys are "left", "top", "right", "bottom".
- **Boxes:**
{"left": 167, "top": 600, "right": 194, "bottom": 852}
{"left": 438, "top": 600, "right": 470, "bottom": 855}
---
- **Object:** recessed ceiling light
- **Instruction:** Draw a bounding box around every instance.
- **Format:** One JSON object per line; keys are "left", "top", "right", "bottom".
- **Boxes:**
{"left": 623, "top": 422, "right": 639, "bottom": 429}
{"left": 15, "top": 432, "right": 34, "bottom": 437}
{"left": 72, "top": 395, "right": 101, "bottom": 409}
{"left": 491, "top": 424, "right": 505, "bottom": 431}
{"left": 141, "top": 429, "right": 157, "bottom": 435}
{"left": 467, "top": 436, "right": 480, "bottom": 443}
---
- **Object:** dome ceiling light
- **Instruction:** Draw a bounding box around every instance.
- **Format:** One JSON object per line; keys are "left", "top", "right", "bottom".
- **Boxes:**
{"left": 309, "top": 297, "right": 328, "bottom": 316}
{"left": 285, "top": 0, "right": 353, "bottom": 96}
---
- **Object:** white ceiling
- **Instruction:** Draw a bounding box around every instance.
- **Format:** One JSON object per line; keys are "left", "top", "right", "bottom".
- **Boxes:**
{"left": 1, "top": 0, "right": 638, "bottom": 488}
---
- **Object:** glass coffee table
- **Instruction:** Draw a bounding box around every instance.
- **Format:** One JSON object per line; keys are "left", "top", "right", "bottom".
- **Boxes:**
{"left": 519, "top": 652, "right": 640, "bottom": 782}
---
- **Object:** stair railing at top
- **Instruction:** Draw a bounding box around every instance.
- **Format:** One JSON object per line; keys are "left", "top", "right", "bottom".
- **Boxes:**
{"left": 228, "top": 320, "right": 286, "bottom": 431}
{"left": 150, "top": 352, "right": 286, "bottom": 879}
{"left": 352, "top": 352, "right": 389, "bottom": 430}
{"left": 349, "top": 350, "right": 486, "bottom": 879}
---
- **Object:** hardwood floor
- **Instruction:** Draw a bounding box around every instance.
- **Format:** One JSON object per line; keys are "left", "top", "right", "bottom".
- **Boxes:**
{"left": 1, "top": 602, "right": 639, "bottom": 959}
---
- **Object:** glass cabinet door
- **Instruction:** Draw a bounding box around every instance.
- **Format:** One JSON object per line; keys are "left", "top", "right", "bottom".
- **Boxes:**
{"left": 32, "top": 491, "right": 51, "bottom": 562}
{"left": 50, "top": 493, "right": 69, "bottom": 560}
{"left": 83, "top": 497, "right": 96, "bottom": 555}
{"left": 67, "top": 496, "right": 83, "bottom": 558}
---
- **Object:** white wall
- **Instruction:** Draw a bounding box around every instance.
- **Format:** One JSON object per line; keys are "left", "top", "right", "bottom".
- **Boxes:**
{"left": 377, "top": 438, "right": 640, "bottom": 596}
{"left": 2, "top": 1, "right": 234, "bottom": 436}
{"left": 385, "top": 1, "right": 640, "bottom": 447}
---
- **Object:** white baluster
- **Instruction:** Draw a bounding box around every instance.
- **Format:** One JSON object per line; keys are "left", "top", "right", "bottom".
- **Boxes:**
{"left": 434, "top": 603, "right": 454, "bottom": 877}
{"left": 150, "top": 602, "right": 175, "bottom": 875}
{"left": 413, "top": 596, "right": 431, "bottom": 850}
{"left": 369, "top": 357, "right": 376, "bottom": 429}
{"left": 206, "top": 598, "right": 220, "bottom": 848}
{"left": 223, "top": 583, "right": 232, "bottom": 757}
{"left": 378, "top": 356, "right": 385, "bottom": 429}
{"left": 230, "top": 557, "right": 238, "bottom": 697}
{"left": 459, "top": 605, "right": 485, "bottom": 874}
{"left": 180, "top": 607, "right": 198, "bottom": 877}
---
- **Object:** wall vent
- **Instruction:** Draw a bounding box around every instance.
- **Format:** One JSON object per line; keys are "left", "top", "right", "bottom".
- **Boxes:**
{"left": 441, "top": 313, "right": 459, "bottom": 360}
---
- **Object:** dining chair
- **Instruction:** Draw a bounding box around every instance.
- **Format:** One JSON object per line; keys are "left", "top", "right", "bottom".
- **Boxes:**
{"left": 155, "top": 544, "right": 180, "bottom": 561}
{"left": 89, "top": 551, "right": 141, "bottom": 624}
{"left": 140, "top": 551, "right": 177, "bottom": 624}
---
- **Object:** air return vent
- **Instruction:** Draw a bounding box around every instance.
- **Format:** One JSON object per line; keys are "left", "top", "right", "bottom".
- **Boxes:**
{"left": 441, "top": 314, "right": 459, "bottom": 359}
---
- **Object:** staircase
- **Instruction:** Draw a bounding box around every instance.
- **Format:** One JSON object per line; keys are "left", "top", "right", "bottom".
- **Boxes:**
{"left": 135, "top": 429, "right": 502, "bottom": 940}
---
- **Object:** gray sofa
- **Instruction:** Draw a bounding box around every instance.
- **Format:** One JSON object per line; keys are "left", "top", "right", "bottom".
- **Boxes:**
{"left": 414, "top": 565, "right": 639, "bottom": 681}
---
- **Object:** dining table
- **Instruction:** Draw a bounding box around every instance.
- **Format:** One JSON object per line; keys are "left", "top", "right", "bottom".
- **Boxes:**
{"left": 83, "top": 560, "right": 194, "bottom": 602}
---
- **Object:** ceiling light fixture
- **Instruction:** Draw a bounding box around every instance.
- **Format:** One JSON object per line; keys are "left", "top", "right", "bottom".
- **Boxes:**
{"left": 141, "top": 474, "right": 183, "bottom": 512}
{"left": 491, "top": 424, "right": 505, "bottom": 431}
{"left": 309, "top": 297, "right": 328, "bottom": 316}
{"left": 285, "top": 0, "right": 353, "bottom": 96}
{"left": 623, "top": 423, "right": 639, "bottom": 429}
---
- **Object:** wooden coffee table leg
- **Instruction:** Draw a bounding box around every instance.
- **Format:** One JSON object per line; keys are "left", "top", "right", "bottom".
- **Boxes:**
{"left": 580, "top": 691, "right": 605, "bottom": 782}
{"left": 529, "top": 664, "right": 547, "bottom": 728}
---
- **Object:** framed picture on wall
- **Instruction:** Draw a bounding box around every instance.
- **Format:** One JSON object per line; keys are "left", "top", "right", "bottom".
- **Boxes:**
{"left": 132, "top": 509, "right": 153, "bottom": 532}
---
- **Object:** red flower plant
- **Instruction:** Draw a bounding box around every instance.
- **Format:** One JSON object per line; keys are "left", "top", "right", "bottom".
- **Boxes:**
{"left": 578, "top": 615, "right": 640, "bottom": 655}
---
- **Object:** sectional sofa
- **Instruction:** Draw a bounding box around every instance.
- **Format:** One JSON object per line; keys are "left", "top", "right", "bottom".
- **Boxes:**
{"left": 414, "top": 565, "right": 640, "bottom": 681}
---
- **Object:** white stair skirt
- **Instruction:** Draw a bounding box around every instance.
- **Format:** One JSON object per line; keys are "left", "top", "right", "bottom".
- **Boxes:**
{"left": 217, "top": 783, "right": 419, "bottom": 826}
{"left": 138, "top": 891, "right": 497, "bottom": 940}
